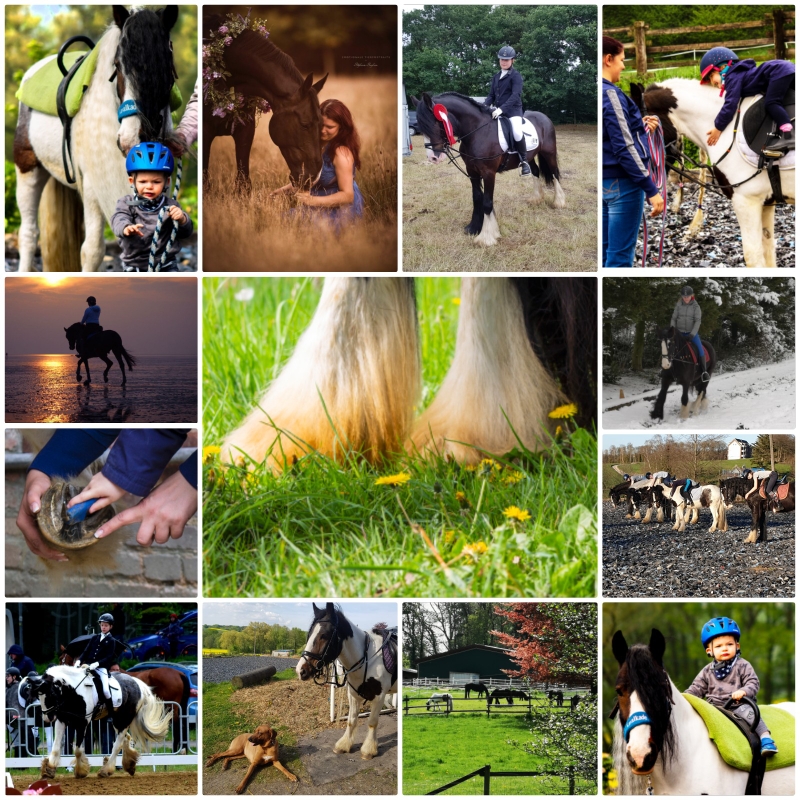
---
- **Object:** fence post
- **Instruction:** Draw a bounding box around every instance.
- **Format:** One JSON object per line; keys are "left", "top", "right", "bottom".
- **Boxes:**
{"left": 772, "top": 9, "right": 786, "bottom": 60}
{"left": 569, "top": 766, "right": 575, "bottom": 795}
{"left": 633, "top": 21, "right": 648, "bottom": 76}
{"left": 482, "top": 765, "right": 491, "bottom": 795}
{"left": 404, "top": 696, "right": 409, "bottom": 716}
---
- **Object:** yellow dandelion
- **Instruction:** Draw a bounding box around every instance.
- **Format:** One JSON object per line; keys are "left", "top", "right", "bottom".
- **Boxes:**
{"left": 503, "top": 506, "right": 532, "bottom": 522}
{"left": 503, "top": 471, "right": 524, "bottom": 486}
{"left": 203, "top": 445, "right": 221, "bottom": 464}
{"left": 443, "top": 529, "right": 456, "bottom": 544}
{"left": 555, "top": 425, "right": 563, "bottom": 437}
{"left": 548, "top": 403, "right": 578, "bottom": 420}
{"left": 464, "top": 465, "right": 477, "bottom": 472}
{"left": 462, "top": 541, "right": 489, "bottom": 560}
{"left": 455, "top": 491, "right": 471, "bottom": 508}
{"left": 374, "top": 472, "right": 411, "bottom": 487}
{"left": 452, "top": 297, "right": 461, "bottom": 306}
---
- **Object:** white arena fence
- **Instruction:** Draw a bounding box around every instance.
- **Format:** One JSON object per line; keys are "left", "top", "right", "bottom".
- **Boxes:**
{"left": 6, "top": 700, "right": 197, "bottom": 768}
{"left": 406, "top": 678, "right": 591, "bottom": 692}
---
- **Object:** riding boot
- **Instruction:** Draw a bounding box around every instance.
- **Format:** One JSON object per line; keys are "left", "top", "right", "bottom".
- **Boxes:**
{"left": 699, "top": 352, "right": 710, "bottom": 382}
{"left": 104, "top": 697, "right": 114, "bottom": 718}
{"left": 515, "top": 137, "right": 531, "bottom": 176}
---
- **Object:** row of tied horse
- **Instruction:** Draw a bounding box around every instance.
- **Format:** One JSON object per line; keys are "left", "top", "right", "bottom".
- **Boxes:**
{"left": 609, "top": 476, "right": 795, "bottom": 544}
{"left": 425, "top": 685, "right": 583, "bottom": 709}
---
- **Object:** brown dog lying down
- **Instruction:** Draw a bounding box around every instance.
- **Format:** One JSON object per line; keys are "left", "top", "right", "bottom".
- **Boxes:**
{"left": 205, "top": 724, "right": 297, "bottom": 794}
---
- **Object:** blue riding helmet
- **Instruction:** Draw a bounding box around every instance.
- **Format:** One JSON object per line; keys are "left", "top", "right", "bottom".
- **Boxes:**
{"left": 623, "top": 473, "right": 630, "bottom": 480}
{"left": 701, "top": 617, "right": 741, "bottom": 647}
{"left": 497, "top": 46, "right": 517, "bottom": 59}
{"left": 125, "top": 142, "right": 174, "bottom": 175}
{"left": 700, "top": 47, "right": 739, "bottom": 83}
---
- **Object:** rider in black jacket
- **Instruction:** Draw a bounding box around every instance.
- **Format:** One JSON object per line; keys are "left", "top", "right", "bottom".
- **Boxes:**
{"left": 75, "top": 613, "right": 118, "bottom": 717}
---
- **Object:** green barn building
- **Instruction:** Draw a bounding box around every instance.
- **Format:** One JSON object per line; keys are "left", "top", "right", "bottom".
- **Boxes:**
{"left": 416, "top": 645, "right": 514, "bottom": 683}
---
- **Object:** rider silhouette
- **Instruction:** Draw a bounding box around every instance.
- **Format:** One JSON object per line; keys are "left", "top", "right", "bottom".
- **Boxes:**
{"left": 79, "top": 297, "right": 103, "bottom": 357}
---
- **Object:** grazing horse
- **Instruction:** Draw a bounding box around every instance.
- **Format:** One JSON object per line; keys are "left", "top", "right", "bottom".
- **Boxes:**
{"left": 296, "top": 603, "right": 396, "bottom": 760}
{"left": 721, "top": 477, "right": 795, "bottom": 544}
{"left": 489, "top": 688, "right": 529, "bottom": 705}
{"left": 611, "top": 629, "right": 794, "bottom": 795}
{"left": 220, "top": 277, "right": 596, "bottom": 470}
{"left": 411, "top": 92, "right": 565, "bottom": 246}
{"left": 547, "top": 689, "right": 564, "bottom": 708}
{"left": 666, "top": 482, "right": 727, "bottom": 533}
{"left": 29, "top": 665, "right": 170, "bottom": 779}
{"left": 14, "top": 6, "right": 182, "bottom": 272}
{"left": 640, "top": 79, "right": 794, "bottom": 268}
{"left": 426, "top": 692, "right": 453, "bottom": 711}
{"left": 203, "top": 14, "right": 327, "bottom": 193}
{"left": 464, "top": 682, "right": 489, "bottom": 699}
{"left": 64, "top": 323, "right": 136, "bottom": 386}
{"left": 651, "top": 327, "right": 716, "bottom": 422}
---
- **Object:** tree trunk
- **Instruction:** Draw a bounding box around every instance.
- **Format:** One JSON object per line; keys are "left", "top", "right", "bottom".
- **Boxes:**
{"left": 632, "top": 319, "right": 645, "bottom": 371}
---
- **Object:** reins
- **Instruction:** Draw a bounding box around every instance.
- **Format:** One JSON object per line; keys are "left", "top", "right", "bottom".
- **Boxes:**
{"left": 423, "top": 111, "right": 510, "bottom": 176}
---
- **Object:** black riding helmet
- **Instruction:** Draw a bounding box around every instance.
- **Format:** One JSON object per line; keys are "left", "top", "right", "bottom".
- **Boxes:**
{"left": 681, "top": 285, "right": 694, "bottom": 297}
{"left": 98, "top": 613, "right": 114, "bottom": 625}
{"left": 6, "top": 666, "right": 21, "bottom": 678}
{"left": 497, "top": 46, "right": 517, "bottom": 59}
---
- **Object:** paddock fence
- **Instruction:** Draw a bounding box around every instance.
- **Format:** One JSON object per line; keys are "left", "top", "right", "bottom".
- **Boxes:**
{"left": 6, "top": 700, "right": 198, "bottom": 768}
{"left": 427, "top": 764, "right": 577, "bottom": 795}
{"left": 603, "top": 10, "right": 795, "bottom": 74}
{"left": 404, "top": 687, "right": 592, "bottom": 717}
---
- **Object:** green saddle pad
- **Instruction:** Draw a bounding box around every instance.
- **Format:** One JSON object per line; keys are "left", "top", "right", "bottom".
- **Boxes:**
{"left": 684, "top": 694, "right": 795, "bottom": 771}
{"left": 17, "top": 48, "right": 183, "bottom": 118}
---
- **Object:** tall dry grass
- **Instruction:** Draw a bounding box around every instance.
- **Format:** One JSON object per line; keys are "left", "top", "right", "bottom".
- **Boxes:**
{"left": 403, "top": 125, "right": 598, "bottom": 272}
{"left": 203, "top": 76, "right": 397, "bottom": 271}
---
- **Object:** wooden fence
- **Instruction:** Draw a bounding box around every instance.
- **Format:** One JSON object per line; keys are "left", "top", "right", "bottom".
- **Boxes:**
{"left": 427, "top": 764, "right": 576, "bottom": 795}
{"left": 404, "top": 692, "right": 587, "bottom": 717}
{"left": 604, "top": 10, "right": 795, "bottom": 74}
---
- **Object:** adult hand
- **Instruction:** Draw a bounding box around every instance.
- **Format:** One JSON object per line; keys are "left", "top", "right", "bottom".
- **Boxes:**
{"left": 492, "top": 107, "right": 503, "bottom": 119}
{"left": 643, "top": 115, "right": 660, "bottom": 134}
{"left": 16, "top": 469, "right": 69, "bottom": 562}
{"left": 295, "top": 192, "right": 314, "bottom": 206}
{"left": 648, "top": 193, "right": 665, "bottom": 216}
{"left": 67, "top": 472, "right": 127, "bottom": 515}
{"left": 94, "top": 470, "right": 197, "bottom": 547}
{"left": 706, "top": 128, "right": 721, "bottom": 147}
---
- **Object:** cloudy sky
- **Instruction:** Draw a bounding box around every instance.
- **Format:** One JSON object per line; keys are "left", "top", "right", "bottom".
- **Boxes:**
{"left": 203, "top": 601, "right": 398, "bottom": 631}
{"left": 5, "top": 277, "right": 197, "bottom": 356}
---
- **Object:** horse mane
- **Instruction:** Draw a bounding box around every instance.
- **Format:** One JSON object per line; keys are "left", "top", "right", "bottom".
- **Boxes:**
{"left": 236, "top": 30, "right": 304, "bottom": 85}
{"left": 436, "top": 92, "right": 491, "bottom": 113}
{"left": 626, "top": 644, "right": 677, "bottom": 767}
{"left": 308, "top": 603, "right": 354, "bottom": 642}
{"left": 117, "top": 8, "right": 175, "bottom": 135}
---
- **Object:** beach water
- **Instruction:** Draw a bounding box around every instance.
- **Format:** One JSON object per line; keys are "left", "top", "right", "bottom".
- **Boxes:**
{"left": 5, "top": 354, "right": 197, "bottom": 423}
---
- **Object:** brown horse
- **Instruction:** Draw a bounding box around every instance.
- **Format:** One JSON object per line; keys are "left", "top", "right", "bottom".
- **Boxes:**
{"left": 58, "top": 647, "right": 191, "bottom": 752}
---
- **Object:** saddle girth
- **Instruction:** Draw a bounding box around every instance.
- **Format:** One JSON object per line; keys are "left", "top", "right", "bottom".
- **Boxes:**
{"left": 717, "top": 700, "right": 766, "bottom": 795}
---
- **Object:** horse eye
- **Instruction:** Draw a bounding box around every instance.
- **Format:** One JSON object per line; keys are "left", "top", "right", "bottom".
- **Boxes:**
{"left": 616, "top": 688, "right": 624, "bottom": 696}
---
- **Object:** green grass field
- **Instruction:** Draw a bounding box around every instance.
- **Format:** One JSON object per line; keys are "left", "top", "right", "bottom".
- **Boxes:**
{"left": 203, "top": 278, "right": 597, "bottom": 598}
{"left": 403, "top": 690, "right": 593, "bottom": 795}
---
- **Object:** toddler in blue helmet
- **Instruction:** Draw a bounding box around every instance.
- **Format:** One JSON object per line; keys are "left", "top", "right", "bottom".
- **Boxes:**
{"left": 110, "top": 142, "right": 193, "bottom": 272}
{"left": 700, "top": 47, "right": 795, "bottom": 149}
{"left": 685, "top": 616, "right": 778, "bottom": 756}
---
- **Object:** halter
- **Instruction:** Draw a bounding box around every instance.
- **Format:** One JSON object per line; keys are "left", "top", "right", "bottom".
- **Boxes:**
{"left": 37, "top": 670, "right": 95, "bottom": 724}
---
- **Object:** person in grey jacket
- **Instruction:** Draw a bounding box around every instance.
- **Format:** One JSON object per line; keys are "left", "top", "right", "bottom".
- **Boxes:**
{"left": 686, "top": 617, "right": 777, "bottom": 756}
{"left": 670, "top": 285, "right": 708, "bottom": 380}
{"left": 111, "top": 142, "right": 193, "bottom": 272}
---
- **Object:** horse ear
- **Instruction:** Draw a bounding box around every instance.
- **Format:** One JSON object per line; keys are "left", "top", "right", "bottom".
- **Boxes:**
{"left": 649, "top": 629, "right": 666, "bottom": 665}
{"left": 421, "top": 92, "right": 434, "bottom": 110}
{"left": 410, "top": 96, "right": 420, "bottom": 109}
{"left": 64, "top": 327, "right": 68, "bottom": 332}
{"left": 301, "top": 72, "right": 315, "bottom": 96}
{"left": 611, "top": 630, "right": 629, "bottom": 665}
{"left": 160, "top": 5, "right": 179, "bottom": 33}
{"left": 325, "top": 602, "right": 336, "bottom": 617}
{"left": 312, "top": 74, "right": 328, "bottom": 96}
{"left": 112, "top": 6, "right": 130, "bottom": 29}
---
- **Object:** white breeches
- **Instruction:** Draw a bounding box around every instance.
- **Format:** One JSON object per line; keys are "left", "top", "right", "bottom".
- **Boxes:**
{"left": 509, "top": 116, "right": 524, "bottom": 141}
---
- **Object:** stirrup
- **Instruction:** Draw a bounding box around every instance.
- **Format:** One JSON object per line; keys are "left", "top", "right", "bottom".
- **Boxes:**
{"left": 701, "top": 371, "right": 710, "bottom": 381}
{"left": 520, "top": 161, "right": 531, "bottom": 176}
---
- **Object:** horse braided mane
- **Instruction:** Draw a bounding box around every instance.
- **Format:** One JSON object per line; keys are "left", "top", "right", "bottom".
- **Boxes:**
{"left": 626, "top": 644, "right": 677, "bottom": 767}
{"left": 118, "top": 8, "right": 175, "bottom": 135}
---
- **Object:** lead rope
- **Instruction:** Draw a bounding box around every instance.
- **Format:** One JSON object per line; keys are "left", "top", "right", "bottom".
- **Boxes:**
{"left": 146, "top": 158, "right": 183, "bottom": 273}
{"left": 646, "top": 777, "right": 654, "bottom": 795}
{"left": 641, "top": 121, "right": 668, "bottom": 267}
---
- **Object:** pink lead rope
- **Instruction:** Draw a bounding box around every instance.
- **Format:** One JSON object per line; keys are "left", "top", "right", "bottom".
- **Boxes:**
{"left": 641, "top": 120, "right": 668, "bottom": 267}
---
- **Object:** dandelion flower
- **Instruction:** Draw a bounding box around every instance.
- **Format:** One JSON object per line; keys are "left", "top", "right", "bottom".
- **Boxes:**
{"left": 443, "top": 529, "right": 456, "bottom": 544}
{"left": 555, "top": 425, "right": 563, "bottom": 437}
{"left": 503, "top": 506, "right": 532, "bottom": 522}
{"left": 452, "top": 297, "right": 461, "bottom": 306}
{"left": 455, "top": 491, "right": 471, "bottom": 508}
{"left": 503, "top": 470, "right": 524, "bottom": 486}
{"left": 548, "top": 403, "right": 578, "bottom": 419}
{"left": 203, "top": 445, "right": 221, "bottom": 464}
{"left": 374, "top": 472, "right": 411, "bottom": 487}
{"left": 462, "top": 541, "right": 488, "bottom": 560}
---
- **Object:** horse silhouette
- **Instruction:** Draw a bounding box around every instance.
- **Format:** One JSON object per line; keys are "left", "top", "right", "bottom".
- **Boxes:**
{"left": 65, "top": 322, "right": 136, "bottom": 386}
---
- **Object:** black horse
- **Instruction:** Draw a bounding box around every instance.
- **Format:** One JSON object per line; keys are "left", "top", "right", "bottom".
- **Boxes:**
{"left": 411, "top": 92, "right": 565, "bottom": 247}
{"left": 651, "top": 327, "right": 717, "bottom": 421}
{"left": 464, "top": 682, "right": 489, "bottom": 699}
{"left": 720, "top": 476, "right": 795, "bottom": 544}
{"left": 203, "top": 13, "right": 327, "bottom": 193}
{"left": 489, "top": 688, "right": 530, "bottom": 705}
{"left": 64, "top": 323, "right": 136, "bottom": 386}
{"left": 547, "top": 689, "right": 564, "bottom": 707}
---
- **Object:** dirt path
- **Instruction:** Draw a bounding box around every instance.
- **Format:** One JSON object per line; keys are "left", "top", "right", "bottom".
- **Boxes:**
{"left": 8, "top": 771, "right": 197, "bottom": 795}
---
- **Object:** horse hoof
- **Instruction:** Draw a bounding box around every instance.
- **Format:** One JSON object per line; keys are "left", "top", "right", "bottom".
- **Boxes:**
{"left": 104, "top": 376, "right": 109, "bottom": 383}
{"left": 83, "top": 380, "right": 91, "bottom": 387}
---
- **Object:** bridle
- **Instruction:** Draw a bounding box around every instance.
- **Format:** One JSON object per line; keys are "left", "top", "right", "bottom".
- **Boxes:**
{"left": 34, "top": 671, "right": 94, "bottom": 724}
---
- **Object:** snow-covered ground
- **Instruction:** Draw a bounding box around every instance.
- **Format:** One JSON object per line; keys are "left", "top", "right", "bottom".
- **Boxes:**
{"left": 603, "top": 358, "right": 796, "bottom": 429}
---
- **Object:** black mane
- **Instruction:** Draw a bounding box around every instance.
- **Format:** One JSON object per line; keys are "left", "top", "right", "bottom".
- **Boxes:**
{"left": 435, "top": 92, "right": 491, "bottom": 113}
{"left": 235, "top": 31, "right": 304, "bottom": 85}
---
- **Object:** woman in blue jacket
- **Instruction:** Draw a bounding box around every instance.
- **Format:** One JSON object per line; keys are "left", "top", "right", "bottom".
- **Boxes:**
{"left": 602, "top": 36, "right": 664, "bottom": 268}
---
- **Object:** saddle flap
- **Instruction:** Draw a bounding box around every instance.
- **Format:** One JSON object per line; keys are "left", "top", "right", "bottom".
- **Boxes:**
{"left": 742, "top": 89, "right": 795, "bottom": 154}
{"left": 759, "top": 482, "right": 790, "bottom": 501}
{"left": 496, "top": 117, "right": 539, "bottom": 154}
{"left": 683, "top": 694, "right": 795, "bottom": 772}
{"left": 376, "top": 627, "right": 397, "bottom": 679}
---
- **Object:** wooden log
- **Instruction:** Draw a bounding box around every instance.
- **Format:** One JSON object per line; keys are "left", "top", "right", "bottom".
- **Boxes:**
{"left": 647, "top": 19, "right": 765, "bottom": 36}
{"left": 231, "top": 665, "right": 277, "bottom": 689}
{"left": 648, "top": 37, "right": 773, "bottom": 54}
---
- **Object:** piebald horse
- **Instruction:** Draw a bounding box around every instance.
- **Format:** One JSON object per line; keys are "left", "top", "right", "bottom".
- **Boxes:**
{"left": 611, "top": 629, "right": 794, "bottom": 795}
{"left": 296, "top": 603, "right": 396, "bottom": 760}
{"left": 666, "top": 482, "right": 727, "bottom": 533}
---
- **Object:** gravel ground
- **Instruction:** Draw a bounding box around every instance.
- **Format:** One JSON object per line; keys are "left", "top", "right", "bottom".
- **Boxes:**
{"left": 602, "top": 501, "right": 795, "bottom": 598}
{"left": 634, "top": 188, "right": 794, "bottom": 268}
{"left": 203, "top": 655, "right": 299, "bottom": 684}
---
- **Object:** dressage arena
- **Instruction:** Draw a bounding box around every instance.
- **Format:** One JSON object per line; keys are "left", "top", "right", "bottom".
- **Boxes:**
{"left": 403, "top": 685, "right": 593, "bottom": 795}
{"left": 635, "top": 189, "right": 794, "bottom": 268}
{"left": 9, "top": 771, "right": 198, "bottom": 795}
{"left": 203, "top": 656, "right": 398, "bottom": 795}
{"left": 403, "top": 125, "right": 597, "bottom": 271}
{"left": 203, "top": 75, "right": 397, "bottom": 272}
{"left": 602, "top": 500, "right": 795, "bottom": 598}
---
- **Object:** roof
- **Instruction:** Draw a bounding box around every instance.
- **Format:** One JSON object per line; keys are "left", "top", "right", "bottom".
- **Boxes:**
{"left": 727, "top": 438, "right": 751, "bottom": 446}
{"left": 416, "top": 644, "right": 512, "bottom": 664}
